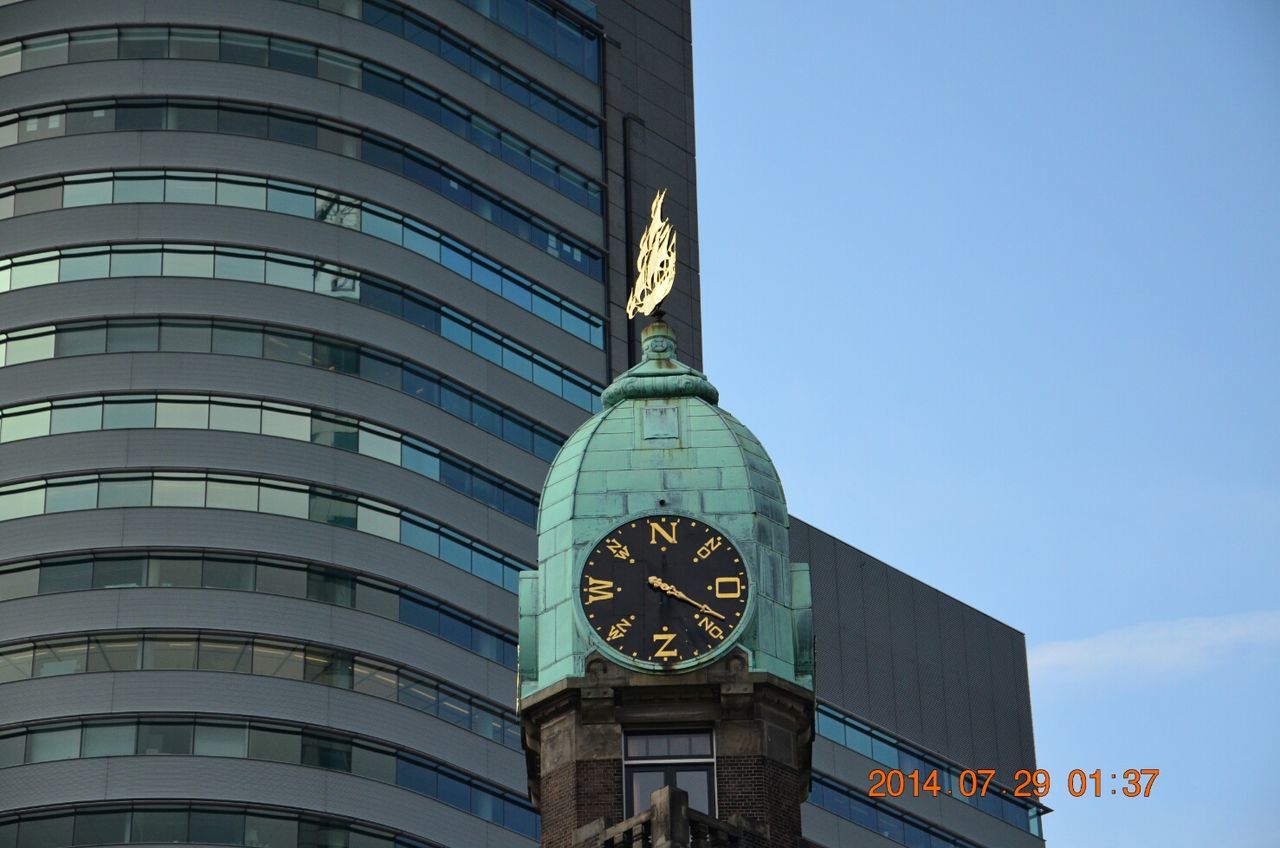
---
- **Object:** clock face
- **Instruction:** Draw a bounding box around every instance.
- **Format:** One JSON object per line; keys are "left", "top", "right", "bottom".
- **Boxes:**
{"left": 578, "top": 514, "right": 749, "bottom": 668}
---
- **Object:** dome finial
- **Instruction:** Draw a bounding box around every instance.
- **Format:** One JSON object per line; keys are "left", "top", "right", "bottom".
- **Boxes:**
{"left": 601, "top": 319, "right": 718, "bottom": 407}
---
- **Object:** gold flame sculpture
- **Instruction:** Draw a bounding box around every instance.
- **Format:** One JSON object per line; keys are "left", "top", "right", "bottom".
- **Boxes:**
{"left": 626, "top": 189, "right": 677, "bottom": 318}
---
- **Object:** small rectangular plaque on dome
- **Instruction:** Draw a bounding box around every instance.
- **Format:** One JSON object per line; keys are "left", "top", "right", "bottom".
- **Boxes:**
{"left": 642, "top": 406, "right": 679, "bottom": 439}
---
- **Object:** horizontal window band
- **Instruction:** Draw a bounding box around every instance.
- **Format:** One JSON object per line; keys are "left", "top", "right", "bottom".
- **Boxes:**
{"left": 0, "top": 168, "right": 604, "bottom": 347}
{"left": 815, "top": 702, "right": 1045, "bottom": 834}
{"left": 0, "top": 97, "right": 604, "bottom": 281}
{"left": 0, "top": 391, "right": 538, "bottom": 526}
{"left": 0, "top": 315, "right": 570, "bottom": 461}
{"left": 0, "top": 468, "right": 531, "bottom": 593}
{"left": 0, "top": 241, "right": 605, "bottom": 411}
{"left": 441, "top": 0, "right": 601, "bottom": 79}
{"left": 286, "top": 0, "right": 602, "bottom": 136}
{"left": 0, "top": 791, "right": 503, "bottom": 846}
{"left": 0, "top": 626, "right": 520, "bottom": 758}
{"left": 0, "top": 25, "right": 601, "bottom": 209}
{"left": 0, "top": 711, "right": 535, "bottom": 839}
{"left": 0, "top": 546, "right": 517, "bottom": 669}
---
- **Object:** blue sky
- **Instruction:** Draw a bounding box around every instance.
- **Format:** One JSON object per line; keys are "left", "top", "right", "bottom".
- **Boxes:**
{"left": 690, "top": 2, "right": 1278, "bottom": 846}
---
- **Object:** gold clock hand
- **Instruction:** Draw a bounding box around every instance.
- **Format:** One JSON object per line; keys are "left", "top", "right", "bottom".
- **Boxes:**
{"left": 645, "top": 576, "right": 727, "bottom": 620}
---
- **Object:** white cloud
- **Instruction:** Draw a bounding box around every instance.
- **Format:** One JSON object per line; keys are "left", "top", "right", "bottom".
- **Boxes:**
{"left": 1029, "top": 610, "right": 1280, "bottom": 684}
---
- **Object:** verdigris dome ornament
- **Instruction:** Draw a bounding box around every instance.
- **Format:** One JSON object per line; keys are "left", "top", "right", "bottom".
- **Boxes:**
{"left": 518, "top": 318, "right": 814, "bottom": 699}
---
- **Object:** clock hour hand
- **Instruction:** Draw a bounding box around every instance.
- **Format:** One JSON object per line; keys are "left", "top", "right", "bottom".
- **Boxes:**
{"left": 646, "top": 575, "right": 727, "bottom": 620}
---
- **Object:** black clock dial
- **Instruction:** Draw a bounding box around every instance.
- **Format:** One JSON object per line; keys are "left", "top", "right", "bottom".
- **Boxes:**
{"left": 579, "top": 514, "right": 748, "bottom": 667}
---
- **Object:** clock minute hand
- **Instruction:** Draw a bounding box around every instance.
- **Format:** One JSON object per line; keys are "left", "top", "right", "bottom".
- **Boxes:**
{"left": 645, "top": 576, "right": 727, "bottom": 621}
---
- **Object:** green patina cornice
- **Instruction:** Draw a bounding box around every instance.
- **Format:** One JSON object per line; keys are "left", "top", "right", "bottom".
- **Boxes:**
{"left": 601, "top": 321, "right": 719, "bottom": 407}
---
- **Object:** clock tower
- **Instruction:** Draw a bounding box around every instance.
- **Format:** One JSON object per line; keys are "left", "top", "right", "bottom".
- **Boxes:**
{"left": 518, "top": 308, "right": 816, "bottom": 846}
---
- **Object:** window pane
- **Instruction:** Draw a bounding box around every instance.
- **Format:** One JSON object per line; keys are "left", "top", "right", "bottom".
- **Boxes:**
{"left": 301, "top": 733, "right": 352, "bottom": 770}
{"left": 27, "top": 725, "right": 81, "bottom": 762}
{"left": 202, "top": 557, "right": 255, "bottom": 590}
{"left": 119, "top": 28, "right": 167, "bottom": 59}
{"left": 0, "top": 565, "right": 38, "bottom": 601}
{"left": 148, "top": 556, "right": 202, "bottom": 587}
{"left": 198, "top": 636, "right": 252, "bottom": 672}
{"left": 190, "top": 810, "right": 245, "bottom": 844}
{"left": 194, "top": 723, "right": 248, "bottom": 757}
{"left": 144, "top": 634, "right": 197, "bottom": 669}
{"left": 73, "top": 809, "right": 130, "bottom": 845}
{"left": 114, "top": 173, "right": 164, "bottom": 203}
{"left": 353, "top": 660, "right": 398, "bottom": 700}
{"left": 82, "top": 722, "right": 137, "bottom": 757}
{"left": 159, "top": 320, "right": 212, "bottom": 352}
{"left": 206, "top": 477, "right": 260, "bottom": 511}
{"left": 262, "top": 406, "right": 311, "bottom": 440}
{"left": 102, "top": 396, "right": 156, "bottom": 428}
{"left": 92, "top": 557, "right": 145, "bottom": 588}
{"left": 131, "top": 810, "right": 188, "bottom": 843}
{"left": 15, "top": 815, "right": 73, "bottom": 847}
{"left": 246, "top": 815, "right": 298, "bottom": 848}
{"left": 152, "top": 476, "right": 206, "bottom": 507}
{"left": 0, "top": 645, "right": 33, "bottom": 684}
{"left": 49, "top": 399, "right": 102, "bottom": 434}
{"left": 162, "top": 246, "right": 215, "bottom": 277}
{"left": 105, "top": 319, "right": 159, "bottom": 351}
{"left": 98, "top": 475, "right": 151, "bottom": 507}
{"left": 171, "top": 28, "right": 218, "bottom": 60}
{"left": 216, "top": 177, "right": 267, "bottom": 209}
{"left": 248, "top": 726, "right": 301, "bottom": 763}
{"left": 86, "top": 636, "right": 140, "bottom": 672}
{"left": 351, "top": 745, "right": 396, "bottom": 784}
{"left": 32, "top": 639, "right": 87, "bottom": 677}
{"left": 253, "top": 640, "right": 305, "bottom": 679}
{"left": 0, "top": 407, "right": 49, "bottom": 442}
{"left": 68, "top": 29, "right": 118, "bottom": 63}
{"left": 212, "top": 323, "right": 263, "bottom": 357}
{"left": 303, "top": 647, "right": 352, "bottom": 688}
{"left": 257, "top": 563, "right": 307, "bottom": 597}
{"left": 221, "top": 31, "right": 268, "bottom": 66}
{"left": 165, "top": 172, "right": 217, "bottom": 203}
{"left": 156, "top": 397, "right": 210, "bottom": 428}
{"left": 137, "top": 720, "right": 194, "bottom": 755}
{"left": 307, "top": 568, "right": 354, "bottom": 606}
{"left": 209, "top": 400, "right": 261, "bottom": 433}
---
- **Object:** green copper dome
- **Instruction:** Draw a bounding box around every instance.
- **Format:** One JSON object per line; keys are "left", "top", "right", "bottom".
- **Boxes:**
{"left": 519, "top": 322, "right": 813, "bottom": 704}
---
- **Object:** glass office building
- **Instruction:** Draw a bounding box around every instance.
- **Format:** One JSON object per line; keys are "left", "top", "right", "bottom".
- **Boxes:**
{"left": 0, "top": 2, "right": 1039, "bottom": 846}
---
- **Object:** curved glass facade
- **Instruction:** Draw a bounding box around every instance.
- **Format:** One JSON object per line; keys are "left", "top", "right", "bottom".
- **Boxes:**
{"left": 0, "top": 1, "right": 710, "bottom": 846}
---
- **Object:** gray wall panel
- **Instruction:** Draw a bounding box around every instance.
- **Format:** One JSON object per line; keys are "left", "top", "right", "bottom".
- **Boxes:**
{"left": 0, "top": 353, "right": 550, "bottom": 492}
{"left": 912, "top": 580, "right": 949, "bottom": 756}
{"left": 0, "top": 510, "right": 518, "bottom": 633}
{"left": 886, "top": 567, "right": 923, "bottom": 745}
{"left": 860, "top": 556, "right": 896, "bottom": 728}
{"left": 0, "top": 429, "right": 533, "bottom": 560}
{"left": 963, "top": 609, "right": 999, "bottom": 782}
{"left": 0, "top": 758, "right": 535, "bottom": 847}
{"left": 0, "top": 60, "right": 601, "bottom": 244}
{"left": 791, "top": 517, "right": 1036, "bottom": 778}
{"left": 0, "top": 670, "right": 524, "bottom": 791}
{"left": 0, "top": 272, "right": 589, "bottom": 438}
{"left": 938, "top": 593, "right": 977, "bottom": 769}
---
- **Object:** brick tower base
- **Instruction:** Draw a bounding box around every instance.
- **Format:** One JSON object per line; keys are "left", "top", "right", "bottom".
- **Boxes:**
{"left": 520, "top": 649, "right": 814, "bottom": 848}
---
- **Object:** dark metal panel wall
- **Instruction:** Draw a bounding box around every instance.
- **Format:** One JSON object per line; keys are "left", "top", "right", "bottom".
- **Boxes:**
{"left": 791, "top": 517, "right": 1036, "bottom": 779}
